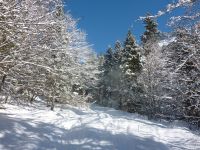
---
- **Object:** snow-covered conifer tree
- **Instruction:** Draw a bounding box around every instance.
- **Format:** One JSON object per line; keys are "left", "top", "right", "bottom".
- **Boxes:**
{"left": 120, "top": 30, "right": 143, "bottom": 112}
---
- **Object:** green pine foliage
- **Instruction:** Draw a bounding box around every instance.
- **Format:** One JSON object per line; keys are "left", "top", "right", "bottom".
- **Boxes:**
{"left": 141, "top": 13, "right": 159, "bottom": 44}
{"left": 97, "top": 30, "right": 143, "bottom": 112}
{"left": 95, "top": 0, "right": 200, "bottom": 126}
{"left": 122, "top": 30, "right": 142, "bottom": 79}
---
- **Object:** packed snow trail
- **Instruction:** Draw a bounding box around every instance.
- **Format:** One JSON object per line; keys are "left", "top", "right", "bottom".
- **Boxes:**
{"left": 0, "top": 104, "right": 200, "bottom": 150}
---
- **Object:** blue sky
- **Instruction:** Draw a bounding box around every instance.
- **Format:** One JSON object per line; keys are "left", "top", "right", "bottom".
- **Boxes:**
{"left": 65, "top": 0, "right": 179, "bottom": 53}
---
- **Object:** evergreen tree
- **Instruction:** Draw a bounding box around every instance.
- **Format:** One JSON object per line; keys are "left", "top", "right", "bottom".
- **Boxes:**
{"left": 120, "top": 30, "right": 143, "bottom": 112}
{"left": 97, "top": 47, "right": 115, "bottom": 106}
{"left": 111, "top": 41, "right": 124, "bottom": 109}
{"left": 113, "top": 41, "right": 123, "bottom": 65}
{"left": 122, "top": 30, "right": 142, "bottom": 79}
{"left": 141, "top": 14, "right": 159, "bottom": 56}
{"left": 103, "top": 47, "right": 115, "bottom": 75}
{"left": 141, "top": 13, "right": 158, "bottom": 43}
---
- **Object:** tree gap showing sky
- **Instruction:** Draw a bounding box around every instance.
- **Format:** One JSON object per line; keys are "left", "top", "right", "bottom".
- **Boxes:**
{"left": 65, "top": 0, "right": 183, "bottom": 53}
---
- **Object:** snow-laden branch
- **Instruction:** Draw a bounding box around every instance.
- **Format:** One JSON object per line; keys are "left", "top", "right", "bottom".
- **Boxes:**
{"left": 139, "top": 0, "right": 195, "bottom": 20}
{"left": 174, "top": 54, "right": 193, "bottom": 72}
{"left": 0, "top": 21, "right": 58, "bottom": 25}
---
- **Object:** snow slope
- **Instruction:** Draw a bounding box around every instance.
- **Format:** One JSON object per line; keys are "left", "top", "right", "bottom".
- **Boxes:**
{"left": 0, "top": 104, "right": 200, "bottom": 150}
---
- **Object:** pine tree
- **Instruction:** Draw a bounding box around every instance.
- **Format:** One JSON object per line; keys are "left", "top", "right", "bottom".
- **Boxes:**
{"left": 141, "top": 13, "right": 158, "bottom": 43}
{"left": 104, "top": 47, "right": 115, "bottom": 75}
{"left": 141, "top": 14, "right": 159, "bottom": 56}
{"left": 120, "top": 30, "right": 143, "bottom": 112}
{"left": 122, "top": 30, "right": 142, "bottom": 80}
{"left": 113, "top": 41, "right": 123, "bottom": 65}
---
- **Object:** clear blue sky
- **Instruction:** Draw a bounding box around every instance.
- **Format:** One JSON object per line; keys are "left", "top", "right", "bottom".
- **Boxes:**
{"left": 65, "top": 0, "right": 180, "bottom": 53}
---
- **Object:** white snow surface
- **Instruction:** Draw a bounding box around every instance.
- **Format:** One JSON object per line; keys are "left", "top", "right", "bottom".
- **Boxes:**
{"left": 0, "top": 103, "right": 200, "bottom": 150}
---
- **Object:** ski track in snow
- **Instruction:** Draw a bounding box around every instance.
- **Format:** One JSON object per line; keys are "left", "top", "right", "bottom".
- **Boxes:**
{"left": 0, "top": 104, "right": 200, "bottom": 150}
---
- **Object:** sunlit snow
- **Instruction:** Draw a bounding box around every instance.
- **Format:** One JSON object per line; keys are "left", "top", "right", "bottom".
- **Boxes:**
{"left": 0, "top": 104, "right": 199, "bottom": 150}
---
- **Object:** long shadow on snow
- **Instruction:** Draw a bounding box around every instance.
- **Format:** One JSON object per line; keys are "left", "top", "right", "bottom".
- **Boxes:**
{"left": 0, "top": 113, "right": 67, "bottom": 150}
{"left": 0, "top": 113, "right": 169, "bottom": 150}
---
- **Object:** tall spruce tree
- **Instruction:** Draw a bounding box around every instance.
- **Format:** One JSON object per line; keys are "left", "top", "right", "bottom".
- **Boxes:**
{"left": 114, "top": 41, "right": 123, "bottom": 66}
{"left": 120, "top": 30, "right": 142, "bottom": 112}
{"left": 141, "top": 14, "right": 158, "bottom": 43}
{"left": 122, "top": 30, "right": 142, "bottom": 79}
{"left": 141, "top": 14, "right": 159, "bottom": 56}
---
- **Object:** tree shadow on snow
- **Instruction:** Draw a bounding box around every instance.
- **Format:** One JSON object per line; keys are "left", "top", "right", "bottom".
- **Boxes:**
{"left": 0, "top": 113, "right": 169, "bottom": 150}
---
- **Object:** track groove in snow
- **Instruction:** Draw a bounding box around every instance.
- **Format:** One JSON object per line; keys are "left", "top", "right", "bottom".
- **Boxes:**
{"left": 0, "top": 104, "right": 200, "bottom": 150}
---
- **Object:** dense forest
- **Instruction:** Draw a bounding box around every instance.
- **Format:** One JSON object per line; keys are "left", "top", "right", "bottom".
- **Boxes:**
{"left": 0, "top": 0, "right": 200, "bottom": 127}
{"left": 96, "top": 0, "right": 200, "bottom": 125}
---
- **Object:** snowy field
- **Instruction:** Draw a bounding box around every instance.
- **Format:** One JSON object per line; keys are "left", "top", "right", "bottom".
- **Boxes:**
{"left": 0, "top": 103, "right": 200, "bottom": 150}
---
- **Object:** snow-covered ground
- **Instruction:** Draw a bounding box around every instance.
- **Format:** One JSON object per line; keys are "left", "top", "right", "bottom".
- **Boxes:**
{"left": 0, "top": 103, "right": 200, "bottom": 150}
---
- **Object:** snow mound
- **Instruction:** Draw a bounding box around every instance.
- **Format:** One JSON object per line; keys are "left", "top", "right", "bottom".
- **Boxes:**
{"left": 0, "top": 104, "right": 200, "bottom": 150}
